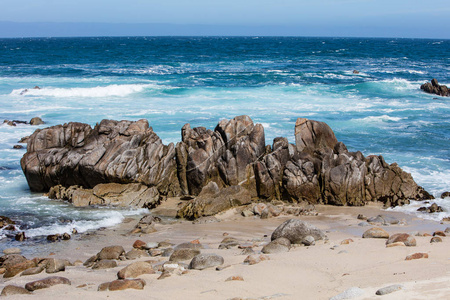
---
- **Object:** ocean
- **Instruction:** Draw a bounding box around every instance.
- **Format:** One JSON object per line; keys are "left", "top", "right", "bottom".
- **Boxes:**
{"left": 0, "top": 37, "right": 449, "bottom": 250}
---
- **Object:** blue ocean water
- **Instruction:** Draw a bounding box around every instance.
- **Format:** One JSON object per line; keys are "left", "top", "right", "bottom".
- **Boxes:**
{"left": 0, "top": 37, "right": 449, "bottom": 247}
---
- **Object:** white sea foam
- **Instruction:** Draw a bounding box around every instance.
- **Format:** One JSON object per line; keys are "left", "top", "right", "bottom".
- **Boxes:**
{"left": 10, "top": 84, "right": 153, "bottom": 98}
{"left": 387, "top": 198, "right": 450, "bottom": 222}
{"left": 356, "top": 115, "right": 403, "bottom": 122}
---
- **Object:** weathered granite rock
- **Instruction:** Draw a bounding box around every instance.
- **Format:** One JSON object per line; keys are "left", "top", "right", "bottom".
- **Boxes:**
{"left": 98, "top": 279, "right": 146, "bottom": 291}
{"left": 421, "top": 79, "right": 449, "bottom": 97}
{"left": 362, "top": 227, "right": 389, "bottom": 239}
{"left": 21, "top": 116, "right": 431, "bottom": 211}
{"left": 97, "top": 246, "right": 126, "bottom": 261}
{"left": 441, "top": 191, "right": 450, "bottom": 198}
{"left": 375, "top": 284, "right": 403, "bottom": 295}
{"left": 25, "top": 276, "right": 71, "bottom": 291}
{"left": 21, "top": 119, "right": 180, "bottom": 197}
{"left": 117, "top": 261, "right": 154, "bottom": 279}
{"left": 243, "top": 254, "right": 270, "bottom": 265}
{"left": 29, "top": 117, "right": 44, "bottom": 125}
{"left": 45, "top": 258, "right": 66, "bottom": 273}
{"left": 261, "top": 237, "right": 291, "bottom": 254}
{"left": 302, "top": 235, "right": 316, "bottom": 246}
{"left": 0, "top": 216, "right": 15, "bottom": 229}
{"left": 189, "top": 253, "right": 224, "bottom": 270}
{"left": 430, "top": 236, "right": 442, "bottom": 243}
{"left": 125, "top": 249, "right": 149, "bottom": 260}
{"left": 0, "top": 254, "right": 27, "bottom": 269}
{"left": 174, "top": 242, "right": 204, "bottom": 250}
{"left": 21, "top": 266, "right": 44, "bottom": 276}
{"left": 271, "top": 219, "right": 326, "bottom": 244}
{"left": 92, "top": 260, "right": 118, "bottom": 270}
{"left": 386, "top": 233, "right": 416, "bottom": 247}
{"left": 3, "top": 260, "right": 36, "bottom": 278}
{"left": 169, "top": 249, "right": 201, "bottom": 262}
{"left": 405, "top": 253, "right": 428, "bottom": 260}
{"left": 177, "top": 182, "right": 252, "bottom": 219}
{"left": 1, "top": 285, "right": 32, "bottom": 296}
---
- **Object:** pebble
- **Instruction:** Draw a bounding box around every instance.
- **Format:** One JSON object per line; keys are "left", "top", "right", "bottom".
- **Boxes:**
{"left": 375, "top": 284, "right": 403, "bottom": 295}
{"left": 329, "top": 287, "right": 364, "bottom": 300}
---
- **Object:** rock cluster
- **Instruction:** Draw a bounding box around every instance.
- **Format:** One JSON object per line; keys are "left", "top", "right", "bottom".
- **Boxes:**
{"left": 21, "top": 116, "right": 431, "bottom": 214}
{"left": 420, "top": 79, "right": 449, "bottom": 97}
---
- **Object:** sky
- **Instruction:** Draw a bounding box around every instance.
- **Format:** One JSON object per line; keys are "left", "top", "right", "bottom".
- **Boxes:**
{"left": 0, "top": 0, "right": 449, "bottom": 38}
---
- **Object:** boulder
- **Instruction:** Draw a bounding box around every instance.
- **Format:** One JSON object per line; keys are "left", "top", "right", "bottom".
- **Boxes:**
{"left": 261, "top": 237, "right": 291, "bottom": 254}
{"left": 386, "top": 233, "right": 416, "bottom": 247}
{"left": 420, "top": 79, "right": 449, "bottom": 97}
{"left": 188, "top": 253, "right": 224, "bottom": 270}
{"left": 177, "top": 183, "right": 252, "bottom": 219}
{"left": 117, "top": 261, "right": 155, "bottom": 279}
{"left": 21, "top": 266, "right": 44, "bottom": 276}
{"left": 1, "top": 285, "right": 32, "bottom": 296}
{"left": 362, "top": 227, "right": 389, "bottom": 239}
{"left": 45, "top": 258, "right": 66, "bottom": 273}
{"left": 0, "top": 254, "right": 27, "bottom": 269}
{"left": 92, "top": 260, "right": 118, "bottom": 270}
{"left": 441, "top": 191, "right": 450, "bottom": 198}
{"left": 3, "top": 260, "right": 36, "bottom": 278}
{"left": 169, "top": 249, "right": 201, "bottom": 262}
{"left": 271, "top": 219, "right": 326, "bottom": 244}
{"left": 97, "top": 246, "right": 126, "bottom": 261}
{"left": 25, "top": 276, "right": 71, "bottom": 291}
{"left": 98, "top": 279, "right": 146, "bottom": 291}
{"left": 0, "top": 216, "right": 15, "bottom": 229}
{"left": 29, "top": 117, "right": 44, "bottom": 125}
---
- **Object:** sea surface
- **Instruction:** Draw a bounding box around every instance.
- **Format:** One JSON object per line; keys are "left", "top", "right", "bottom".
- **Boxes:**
{"left": 0, "top": 37, "right": 449, "bottom": 250}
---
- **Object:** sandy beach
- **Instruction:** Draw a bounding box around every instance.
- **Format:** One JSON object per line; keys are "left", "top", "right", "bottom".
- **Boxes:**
{"left": 1, "top": 199, "right": 449, "bottom": 300}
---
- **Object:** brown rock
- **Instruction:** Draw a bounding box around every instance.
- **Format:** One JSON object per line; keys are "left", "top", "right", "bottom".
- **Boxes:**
{"left": 405, "top": 253, "right": 429, "bottom": 261}
{"left": 21, "top": 266, "right": 44, "bottom": 276}
{"left": 3, "top": 260, "right": 36, "bottom": 278}
{"left": 29, "top": 117, "right": 44, "bottom": 125}
{"left": 340, "top": 239, "right": 354, "bottom": 245}
{"left": 98, "top": 279, "right": 146, "bottom": 291}
{"left": 386, "top": 233, "right": 416, "bottom": 247}
{"left": 45, "top": 258, "right": 66, "bottom": 273}
{"left": 386, "top": 242, "right": 406, "bottom": 248}
{"left": 433, "top": 231, "right": 446, "bottom": 237}
{"left": 226, "top": 275, "right": 244, "bottom": 281}
{"left": 362, "top": 227, "right": 389, "bottom": 239}
{"left": 117, "top": 261, "right": 155, "bottom": 279}
{"left": 25, "top": 276, "right": 71, "bottom": 291}
{"left": 126, "top": 249, "right": 150, "bottom": 260}
{"left": 15, "top": 232, "right": 26, "bottom": 241}
{"left": 169, "top": 248, "right": 201, "bottom": 262}
{"left": 92, "top": 260, "right": 118, "bottom": 270}
{"left": 1, "top": 285, "right": 32, "bottom": 296}
{"left": 97, "top": 245, "right": 125, "bottom": 260}
{"left": 243, "top": 255, "right": 270, "bottom": 265}
{"left": 132, "top": 240, "right": 147, "bottom": 249}
{"left": 430, "top": 237, "right": 442, "bottom": 243}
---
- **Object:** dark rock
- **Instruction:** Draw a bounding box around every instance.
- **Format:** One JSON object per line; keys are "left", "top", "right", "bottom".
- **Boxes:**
{"left": 375, "top": 284, "right": 403, "bottom": 296}
{"left": 62, "top": 232, "right": 71, "bottom": 240}
{"left": 189, "top": 253, "right": 224, "bottom": 270}
{"left": 433, "top": 231, "right": 446, "bottom": 237}
{"left": 430, "top": 236, "right": 442, "bottom": 243}
{"left": 29, "top": 117, "right": 44, "bottom": 125}
{"left": 98, "top": 279, "right": 146, "bottom": 291}
{"left": 441, "top": 192, "right": 450, "bottom": 198}
{"left": 15, "top": 232, "right": 26, "bottom": 241}
{"left": 117, "top": 261, "right": 154, "bottom": 279}
{"left": 25, "top": 276, "right": 71, "bottom": 291}
{"left": 386, "top": 233, "right": 416, "bottom": 247}
{"left": 13, "top": 145, "right": 24, "bottom": 149}
{"left": 1, "top": 285, "right": 32, "bottom": 296}
{"left": 429, "top": 203, "right": 444, "bottom": 213}
{"left": 271, "top": 219, "right": 326, "bottom": 244}
{"left": 47, "top": 234, "right": 60, "bottom": 242}
{"left": 421, "top": 79, "right": 449, "bottom": 97}
{"left": 0, "top": 216, "right": 15, "bottom": 229}
{"left": 353, "top": 70, "right": 359, "bottom": 74}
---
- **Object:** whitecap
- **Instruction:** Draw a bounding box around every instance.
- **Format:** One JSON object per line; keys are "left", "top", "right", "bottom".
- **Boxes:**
{"left": 355, "top": 115, "right": 403, "bottom": 122}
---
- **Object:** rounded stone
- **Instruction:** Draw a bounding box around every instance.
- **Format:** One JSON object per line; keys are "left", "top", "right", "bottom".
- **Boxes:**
{"left": 189, "top": 253, "right": 224, "bottom": 270}
{"left": 362, "top": 227, "right": 389, "bottom": 239}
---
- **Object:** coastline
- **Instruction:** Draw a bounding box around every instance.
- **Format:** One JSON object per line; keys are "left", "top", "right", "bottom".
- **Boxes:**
{"left": 1, "top": 200, "right": 449, "bottom": 299}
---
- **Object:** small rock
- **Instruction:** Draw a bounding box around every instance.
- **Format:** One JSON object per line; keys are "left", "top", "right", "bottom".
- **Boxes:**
{"left": 92, "top": 260, "right": 118, "bottom": 270}
{"left": 386, "top": 233, "right": 416, "bottom": 247}
{"left": 125, "top": 248, "right": 149, "bottom": 260}
{"left": 3, "top": 248, "right": 21, "bottom": 255}
{"left": 340, "top": 239, "right": 353, "bottom": 245}
{"left": 162, "top": 248, "right": 174, "bottom": 257}
{"left": 357, "top": 214, "right": 367, "bottom": 220}
{"left": 146, "top": 242, "right": 159, "bottom": 249}
{"left": 219, "top": 237, "right": 240, "bottom": 249}
{"left": 15, "top": 232, "right": 26, "bottom": 241}
{"left": 243, "top": 254, "right": 269, "bottom": 265}
{"left": 117, "top": 261, "right": 155, "bottom": 279}
{"left": 444, "top": 227, "right": 450, "bottom": 233}
{"left": 226, "top": 275, "right": 244, "bottom": 281}
{"left": 302, "top": 235, "right": 315, "bottom": 246}
{"left": 386, "top": 242, "right": 406, "bottom": 248}
{"left": 132, "top": 240, "right": 147, "bottom": 249}
{"left": 98, "top": 279, "right": 146, "bottom": 291}
{"left": 21, "top": 266, "right": 44, "bottom": 276}
{"left": 430, "top": 237, "right": 442, "bottom": 243}
{"left": 405, "top": 253, "right": 428, "bottom": 260}
{"left": 47, "top": 234, "right": 60, "bottom": 242}
{"left": 189, "top": 253, "right": 224, "bottom": 270}
{"left": 240, "top": 248, "right": 255, "bottom": 255}
{"left": 433, "top": 231, "right": 446, "bottom": 237}
{"left": 174, "top": 242, "right": 203, "bottom": 250}
{"left": 330, "top": 287, "right": 364, "bottom": 300}
{"left": 441, "top": 191, "right": 450, "bottom": 198}
{"left": 25, "top": 276, "right": 71, "bottom": 291}
{"left": 149, "top": 249, "right": 164, "bottom": 256}
{"left": 353, "top": 70, "right": 359, "bottom": 74}
{"left": 375, "top": 284, "right": 403, "bottom": 295}
{"left": 97, "top": 245, "right": 126, "bottom": 260}
{"left": 62, "top": 233, "right": 71, "bottom": 240}
{"left": 362, "top": 227, "right": 389, "bottom": 239}
{"left": 13, "top": 145, "right": 23, "bottom": 149}
{"left": 45, "top": 258, "right": 66, "bottom": 273}
{"left": 29, "top": 117, "right": 44, "bottom": 125}
{"left": 261, "top": 237, "right": 291, "bottom": 254}
{"left": 242, "top": 210, "right": 254, "bottom": 217}
{"left": 169, "top": 248, "right": 201, "bottom": 262}
{"left": 1, "top": 285, "right": 32, "bottom": 296}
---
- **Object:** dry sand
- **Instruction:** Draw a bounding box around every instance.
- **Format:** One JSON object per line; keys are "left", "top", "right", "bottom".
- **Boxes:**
{"left": 1, "top": 200, "right": 449, "bottom": 299}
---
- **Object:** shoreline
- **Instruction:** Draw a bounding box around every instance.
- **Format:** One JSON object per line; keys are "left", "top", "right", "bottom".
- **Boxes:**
{"left": 1, "top": 200, "right": 449, "bottom": 299}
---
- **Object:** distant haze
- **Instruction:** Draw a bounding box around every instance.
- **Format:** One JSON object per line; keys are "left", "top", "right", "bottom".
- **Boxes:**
{"left": 0, "top": 0, "right": 449, "bottom": 38}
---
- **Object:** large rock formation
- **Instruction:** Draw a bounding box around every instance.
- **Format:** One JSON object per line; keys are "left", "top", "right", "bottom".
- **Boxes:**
{"left": 21, "top": 115, "right": 432, "bottom": 212}
{"left": 420, "top": 79, "right": 449, "bottom": 97}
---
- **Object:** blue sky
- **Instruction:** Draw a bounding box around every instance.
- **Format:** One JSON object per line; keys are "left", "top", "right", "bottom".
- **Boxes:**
{"left": 1, "top": 0, "right": 449, "bottom": 38}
